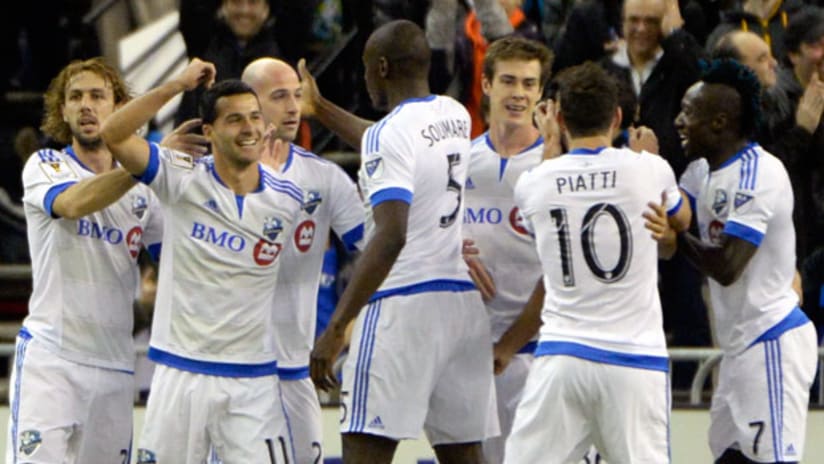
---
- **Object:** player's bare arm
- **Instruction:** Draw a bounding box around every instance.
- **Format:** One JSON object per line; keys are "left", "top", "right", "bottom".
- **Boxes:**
{"left": 298, "top": 58, "right": 373, "bottom": 151}
{"left": 51, "top": 168, "right": 137, "bottom": 219}
{"left": 101, "top": 59, "right": 216, "bottom": 175}
{"left": 677, "top": 231, "right": 757, "bottom": 286}
{"left": 462, "top": 238, "right": 496, "bottom": 301}
{"left": 493, "top": 278, "right": 544, "bottom": 375}
{"left": 310, "top": 200, "right": 409, "bottom": 391}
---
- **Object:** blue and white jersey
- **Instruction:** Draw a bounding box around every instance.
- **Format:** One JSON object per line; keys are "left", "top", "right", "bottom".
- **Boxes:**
{"left": 358, "top": 95, "right": 474, "bottom": 297}
{"left": 679, "top": 144, "right": 804, "bottom": 354}
{"left": 137, "top": 142, "right": 303, "bottom": 376}
{"left": 21, "top": 146, "right": 163, "bottom": 371}
{"left": 463, "top": 133, "right": 543, "bottom": 342}
{"left": 272, "top": 144, "right": 364, "bottom": 374}
{"left": 515, "top": 147, "right": 682, "bottom": 370}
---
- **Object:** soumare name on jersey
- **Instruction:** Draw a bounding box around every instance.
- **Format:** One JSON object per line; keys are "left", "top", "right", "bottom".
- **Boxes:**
{"left": 556, "top": 170, "right": 617, "bottom": 194}
{"left": 420, "top": 118, "right": 470, "bottom": 147}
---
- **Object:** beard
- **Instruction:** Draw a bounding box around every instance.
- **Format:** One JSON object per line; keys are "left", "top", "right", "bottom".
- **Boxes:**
{"left": 74, "top": 133, "right": 103, "bottom": 150}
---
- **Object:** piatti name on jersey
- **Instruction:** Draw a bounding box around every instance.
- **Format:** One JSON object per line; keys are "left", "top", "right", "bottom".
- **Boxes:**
{"left": 421, "top": 118, "right": 470, "bottom": 147}
{"left": 556, "top": 170, "right": 617, "bottom": 194}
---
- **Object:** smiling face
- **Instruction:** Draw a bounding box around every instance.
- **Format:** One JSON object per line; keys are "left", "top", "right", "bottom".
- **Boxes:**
{"left": 483, "top": 58, "right": 543, "bottom": 130}
{"left": 221, "top": 0, "right": 270, "bottom": 41}
{"left": 204, "top": 93, "right": 266, "bottom": 166}
{"left": 675, "top": 82, "right": 716, "bottom": 159}
{"left": 623, "top": 0, "right": 665, "bottom": 60}
{"left": 61, "top": 71, "right": 117, "bottom": 149}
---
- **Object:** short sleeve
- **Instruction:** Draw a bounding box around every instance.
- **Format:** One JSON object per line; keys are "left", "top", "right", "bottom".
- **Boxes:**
{"left": 679, "top": 158, "right": 709, "bottom": 208}
{"left": 139, "top": 142, "right": 197, "bottom": 203}
{"left": 360, "top": 120, "right": 415, "bottom": 208}
{"left": 142, "top": 190, "right": 165, "bottom": 250}
{"left": 723, "top": 156, "right": 784, "bottom": 247}
{"left": 327, "top": 164, "right": 365, "bottom": 251}
{"left": 513, "top": 170, "right": 536, "bottom": 236}
{"left": 650, "top": 154, "right": 682, "bottom": 216}
{"left": 21, "top": 149, "right": 80, "bottom": 218}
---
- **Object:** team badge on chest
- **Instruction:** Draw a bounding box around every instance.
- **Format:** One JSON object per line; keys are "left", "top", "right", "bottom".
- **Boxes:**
{"left": 19, "top": 430, "right": 42, "bottom": 456}
{"left": 303, "top": 190, "right": 322, "bottom": 214}
{"left": 263, "top": 216, "right": 284, "bottom": 241}
{"left": 132, "top": 194, "right": 148, "bottom": 219}
{"left": 712, "top": 189, "right": 728, "bottom": 216}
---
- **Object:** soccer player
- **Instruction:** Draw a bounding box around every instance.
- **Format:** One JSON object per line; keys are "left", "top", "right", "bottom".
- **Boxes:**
{"left": 6, "top": 58, "right": 165, "bottom": 464}
{"left": 100, "top": 59, "right": 302, "bottom": 463}
{"left": 503, "top": 62, "right": 690, "bottom": 464}
{"left": 676, "top": 59, "right": 817, "bottom": 464}
{"left": 241, "top": 57, "right": 365, "bottom": 464}
{"left": 459, "top": 35, "right": 551, "bottom": 464}
{"left": 309, "top": 20, "right": 498, "bottom": 464}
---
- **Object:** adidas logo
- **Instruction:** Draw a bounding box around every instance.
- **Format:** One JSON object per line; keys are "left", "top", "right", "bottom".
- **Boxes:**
{"left": 466, "top": 177, "right": 475, "bottom": 189}
{"left": 368, "top": 416, "right": 385, "bottom": 430}
{"left": 203, "top": 199, "right": 219, "bottom": 213}
{"left": 785, "top": 444, "right": 796, "bottom": 456}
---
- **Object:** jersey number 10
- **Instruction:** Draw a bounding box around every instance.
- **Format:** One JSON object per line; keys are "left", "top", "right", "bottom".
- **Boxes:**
{"left": 550, "top": 203, "right": 632, "bottom": 287}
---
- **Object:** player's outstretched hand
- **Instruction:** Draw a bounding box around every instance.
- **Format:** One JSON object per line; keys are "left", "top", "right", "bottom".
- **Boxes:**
{"left": 298, "top": 58, "right": 321, "bottom": 118}
{"left": 463, "top": 239, "right": 496, "bottom": 301}
{"left": 643, "top": 192, "right": 676, "bottom": 258}
{"left": 176, "top": 58, "right": 216, "bottom": 92}
{"left": 629, "top": 126, "right": 659, "bottom": 154}
{"left": 160, "top": 119, "right": 209, "bottom": 158}
{"left": 311, "top": 326, "right": 346, "bottom": 392}
{"left": 493, "top": 342, "right": 516, "bottom": 376}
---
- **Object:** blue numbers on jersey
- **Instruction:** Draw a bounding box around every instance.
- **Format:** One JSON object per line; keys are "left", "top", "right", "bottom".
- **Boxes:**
{"left": 439, "top": 153, "right": 462, "bottom": 228}
{"left": 549, "top": 203, "right": 633, "bottom": 286}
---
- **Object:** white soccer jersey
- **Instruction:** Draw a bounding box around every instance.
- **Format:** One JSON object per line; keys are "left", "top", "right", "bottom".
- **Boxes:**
{"left": 515, "top": 147, "right": 682, "bottom": 367}
{"left": 358, "top": 95, "right": 474, "bottom": 297}
{"left": 272, "top": 144, "right": 364, "bottom": 372}
{"left": 679, "top": 144, "right": 801, "bottom": 354}
{"left": 21, "top": 146, "right": 163, "bottom": 371}
{"left": 137, "top": 142, "right": 302, "bottom": 376}
{"left": 464, "top": 133, "right": 544, "bottom": 341}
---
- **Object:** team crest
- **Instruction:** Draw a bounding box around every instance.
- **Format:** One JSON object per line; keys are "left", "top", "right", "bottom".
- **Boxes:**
{"left": 19, "top": 430, "right": 42, "bottom": 456}
{"left": 712, "top": 189, "right": 728, "bottom": 215}
{"left": 303, "top": 190, "right": 323, "bottom": 214}
{"left": 132, "top": 195, "right": 148, "bottom": 219}
{"left": 734, "top": 192, "right": 754, "bottom": 211}
{"left": 365, "top": 158, "right": 383, "bottom": 178}
{"left": 262, "top": 216, "right": 284, "bottom": 241}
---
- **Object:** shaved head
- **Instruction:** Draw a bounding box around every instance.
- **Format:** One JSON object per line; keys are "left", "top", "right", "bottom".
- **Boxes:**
{"left": 241, "top": 57, "right": 302, "bottom": 141}
{"left": 364, "top": 19, "right": 431, "bottom": 80}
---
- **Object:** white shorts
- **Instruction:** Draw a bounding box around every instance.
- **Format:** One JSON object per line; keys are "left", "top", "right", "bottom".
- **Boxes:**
{"left": 709, "top": 322, "right": 817, "bottom": 462}
{"left": 137, "top": 365, "right": 293, "bottom": 464}
{"left": 483, "top": 351, "right": 533, "bottom": 464}
{"left": 341, "top": 290, "right": 499, "bottom": 444}
{"left": 6, "top": 332, "right": 133, "bottom": 464}
{"left": 505, "top": 355, "right": 669, "bottom": 464}
{"left": 280, "top": 375, "right": 323, "bottom": 464}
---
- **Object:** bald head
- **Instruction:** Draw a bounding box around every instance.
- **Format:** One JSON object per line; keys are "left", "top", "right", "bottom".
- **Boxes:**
{"left": 364, "top": 19, "right": 431, "bottom": 80}
{"left": 241, "top": 58, "right": 302, "bottom": 141}
{"left": 713, "top": 30, "right": 777, "bottom": 88}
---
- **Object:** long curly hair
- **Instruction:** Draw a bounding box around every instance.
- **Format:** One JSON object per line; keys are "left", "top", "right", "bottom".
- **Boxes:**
{"left": 41, "top": 58, "right": 131, "bottom": 145}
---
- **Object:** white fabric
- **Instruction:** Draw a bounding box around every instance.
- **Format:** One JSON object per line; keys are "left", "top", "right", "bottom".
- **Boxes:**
{"left": 21, "top": 147, "right": 162, "bottom": 371}
{"left": 280, "top": 377, "right": 323, "bottom": 464}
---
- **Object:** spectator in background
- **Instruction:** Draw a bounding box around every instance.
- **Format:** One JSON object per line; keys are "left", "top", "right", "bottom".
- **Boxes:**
{"left": 551, "top": 0, "right": 623, "bottom": 73}
{"left": 175, "top": 0, "right": 311, "bottom": 125}
{"left": 706, "top": 0, "right": 805, "bottom": 64}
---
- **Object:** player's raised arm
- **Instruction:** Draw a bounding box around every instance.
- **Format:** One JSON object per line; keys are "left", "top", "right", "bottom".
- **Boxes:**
{"left": 50, "top": 168, "right": 137, "bottom": 219}
{"left": 101, "top": 59, "right": 216, "bottom": 175}
{"left": 298, "top": 58, "right": 373, "bottom": 151}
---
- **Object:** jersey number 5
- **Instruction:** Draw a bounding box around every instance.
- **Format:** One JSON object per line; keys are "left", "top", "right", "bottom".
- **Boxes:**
{"left": 550, "top": 203, "right": 632, "bottom": 287}
{"left": 440, "top": 153, "right": 462, "bottom": 228}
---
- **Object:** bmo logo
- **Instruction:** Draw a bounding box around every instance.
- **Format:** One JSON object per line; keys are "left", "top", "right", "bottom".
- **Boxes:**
{"left": 190, "top": 222, "right": 246, "bottom": 252}
{"left": 77, "top": 219, "right": 125, "bottom": 245}
{"left": 509, "top": 207, "right": 529, "bottom": 235}
{"left": 254, "top": 239, "right": 282, "bottom": 266}
{"left": 294, "top": 220, "right": 316, "bottom": 253}
{"left": 464, "top": 207, "right": 503, "bottom": 225}
{"left": 125, "top": 226, "right": 144, "bottom": 258}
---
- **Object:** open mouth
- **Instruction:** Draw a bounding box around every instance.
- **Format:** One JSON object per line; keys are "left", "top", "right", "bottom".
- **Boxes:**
{"left": 505, "top": 103, "right": 527, "bottom": 113}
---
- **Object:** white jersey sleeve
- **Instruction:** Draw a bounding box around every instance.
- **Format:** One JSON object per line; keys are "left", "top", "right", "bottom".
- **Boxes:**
{"left": 22, "top": 149, "right": 81, "bottom": 217}
{"left": 648, "top": 152, "right": 683, "bottom": 215}
{"left": 327, "top": 161, "right": 365, "bottom": 250}
{"left": 679, "top": 158, "right": 709, "bottom": 203}
{"left": 361, "top": 118, "right": 416, "bottom": 206}
{"left": 135, "top": 142, "right": 198, "bottom": 202}
{"left": 722, "top": 157, "right": 782, "bottom": 246}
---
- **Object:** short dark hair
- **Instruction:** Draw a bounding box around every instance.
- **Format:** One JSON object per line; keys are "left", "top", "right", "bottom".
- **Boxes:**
{"left": 700, "top": 59, "right": 762, "bottom": 137}
{"left": 785, "top": 6, "right": 824, "bottom": 54}
{"left": 483, "top": 36, "right": 554, "bottom": 89}
{"left": 555, "top": 62, "right": 618, "bottom": 138}
{"left": 199, "top": 79, "right": 258, "bottom": 124}
{"left": 367, "top": 19, "right": 431, "bottom": 80}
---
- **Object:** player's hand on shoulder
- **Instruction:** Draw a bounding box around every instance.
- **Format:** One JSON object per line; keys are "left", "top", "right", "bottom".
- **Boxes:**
{"left": 629, "top": 126, "right": 659, "bottom": 154}
{"left": 298, "top": 58, "right": 321, "bottom": 118}
{"left": 160, "top": 118, "right": 209, "bottom": 158}
{"left": 176, "top": 58, "right": 216, "bottom": 91}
